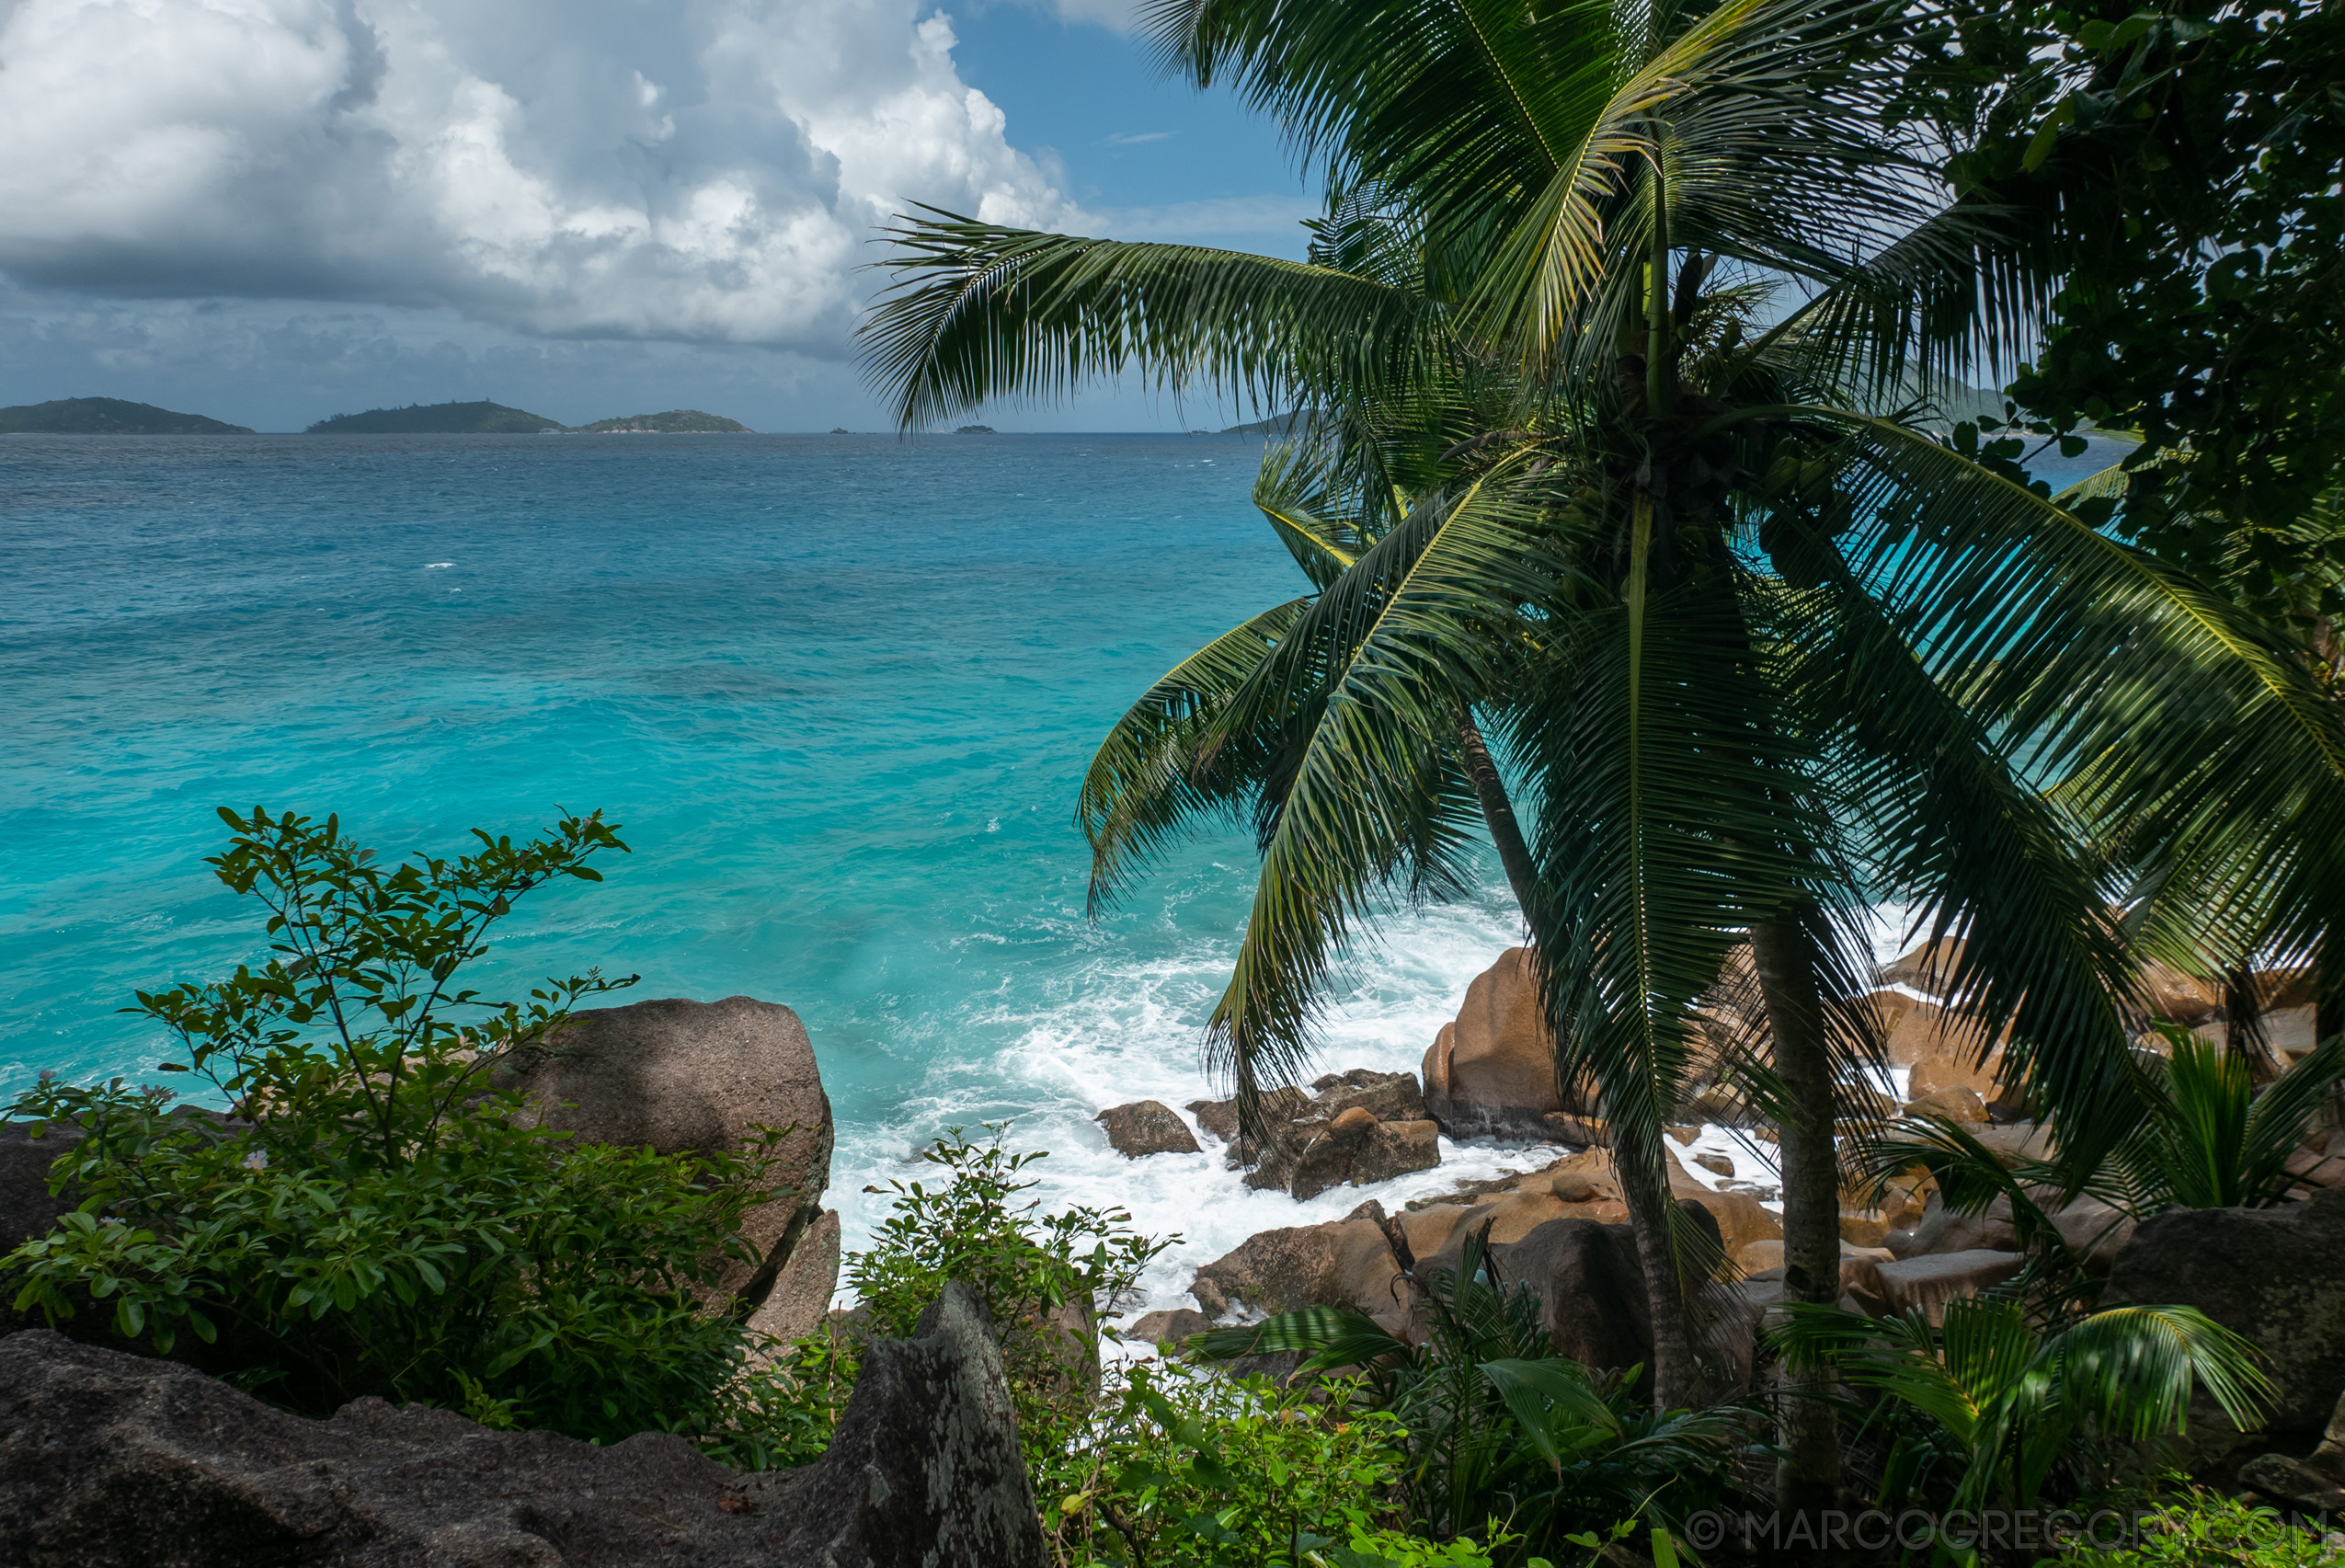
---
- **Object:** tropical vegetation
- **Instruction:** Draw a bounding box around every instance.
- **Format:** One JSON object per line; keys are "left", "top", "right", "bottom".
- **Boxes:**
{"left": 0, "top": 807, "right": 799, "bottom": 1446}
{"left": 861, "top": 0, "right": 2345, "bottom": 1526}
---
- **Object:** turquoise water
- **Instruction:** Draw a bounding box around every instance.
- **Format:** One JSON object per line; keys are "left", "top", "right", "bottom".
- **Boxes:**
{"left": 0, "top": 429, "right": 2128, "bottom": 1310}
{"left": 0, "top": 432, "right": 1526, "bottom": 1309}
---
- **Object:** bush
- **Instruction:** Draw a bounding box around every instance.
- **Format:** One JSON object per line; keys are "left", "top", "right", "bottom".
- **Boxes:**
{"left": 2046, "top": 1491, "right": 2342, "bottom": 1567}
{"left": 3, "top": 807, "right": 793, "bottom": 1448}
{"left": 1041, "top": 1358, "right": 1421, "bottom": 1567}
{"left": 1195, "top": 1228, "right": 1742, "bottom": 1559}
{"left": 753, "top": 1124, "right": 1171, "bottom": 1467}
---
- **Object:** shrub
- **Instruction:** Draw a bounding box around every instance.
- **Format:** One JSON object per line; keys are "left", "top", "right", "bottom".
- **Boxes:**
{"left": 1041, "top": 1358, "right": 1418, "bottom": 1567}
{"left": 3, "top": 807, "right": 792, "bottom": 1448}
{"left": 2046, "top": 1491, "right": 2342, "bottom": 1567}
{"left": 757, "top": 1123, "right": 1172, "bottom": 1468}
{"left": 1195, "top": 1228, "right": 1743, "bottom": 1558}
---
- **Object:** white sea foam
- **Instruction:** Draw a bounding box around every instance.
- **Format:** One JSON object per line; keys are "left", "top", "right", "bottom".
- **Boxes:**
{"left": 825, "top": 887, "right": 1937, "bottom": 1318}
{"left": 826, "top": 883, "right": 1530, "bottom": 1316}
{"left": 425, "top": 561, "right": 453, "bottom": 568}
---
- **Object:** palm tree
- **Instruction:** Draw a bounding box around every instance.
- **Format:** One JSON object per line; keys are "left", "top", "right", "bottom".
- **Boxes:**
{"left": 1081, "top": 429, "right": 1543, "bottom": 940}
{"left": 1194, "top": 1227, "right": 1742, "bottom": 1555}
{"left": 1778, "top": 1296, "right": 2269, "bottom": 1523}
{"left": 859, "top": 0, "right": 2345, "bottom": 1515}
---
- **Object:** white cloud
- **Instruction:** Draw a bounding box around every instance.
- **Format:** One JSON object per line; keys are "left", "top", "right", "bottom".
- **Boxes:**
{"left": 0, "top": 0, "right": 1091, "bottom": 350}
{"left": 1104, "top": 130, "right": 1173, "bottom": 144}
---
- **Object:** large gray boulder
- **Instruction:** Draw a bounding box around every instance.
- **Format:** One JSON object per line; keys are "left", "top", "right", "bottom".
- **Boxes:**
{"left": 0, "top": 1121, "right": 80, "bottom": 1259}
{"left": 492, "top": 995, "right": 834, "bottom": 1305}
{"left": 0, "top": 1283, "right": 1043, "bottom": 1568}
{"left": 2103, "top": 1187, "right": 2345, "bottom": 1464}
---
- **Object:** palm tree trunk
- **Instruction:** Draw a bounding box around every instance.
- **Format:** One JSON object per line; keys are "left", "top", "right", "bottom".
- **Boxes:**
{"left": 1454, "top": 708, "right": 1539, "bottom": 926}
{"left": 1616, "top": 1142, "right": 1701, "bottom": 1410}
{"left": 1749, "top": 910, "right": 1845, "bottom": 1514}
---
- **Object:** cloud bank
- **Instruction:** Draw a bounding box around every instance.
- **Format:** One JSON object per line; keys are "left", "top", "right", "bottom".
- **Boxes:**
{"left": 0, "top": 0, "right": 1089, "bottom": 351}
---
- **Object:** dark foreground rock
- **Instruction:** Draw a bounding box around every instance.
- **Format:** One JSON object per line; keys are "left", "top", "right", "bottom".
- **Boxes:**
{"left": 492, "top": 995, "right": 835, "bottom": 1305}
{"left": 0, "top": 1282, "right": 1043, "bottom": 1568}
{"left": 0, "top": 1120, "right": 80, "bottom": 1265}
{"left": 1094, "top": 1100, "right": 1201, "bottom": 1157}
{"left": 2103, "top": 1186, "right": 2345, "bottom": 1466}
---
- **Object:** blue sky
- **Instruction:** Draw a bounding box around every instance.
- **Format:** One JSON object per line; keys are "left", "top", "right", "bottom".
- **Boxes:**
{"left": 0, "top": 0, "right": 1318, "bottom": 432}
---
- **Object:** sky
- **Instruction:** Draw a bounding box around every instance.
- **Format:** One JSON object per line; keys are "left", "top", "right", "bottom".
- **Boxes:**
{"left": 0, "top": 0, "right": 1321, "bottom": 432}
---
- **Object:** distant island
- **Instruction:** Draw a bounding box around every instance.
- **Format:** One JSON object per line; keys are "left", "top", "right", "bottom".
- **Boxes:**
{"left": 1222, "top": 409, "right": 1315, "bottom": 436}
{"left": 955, "top": 425, "right": 997, "bottom": 435}
{"left": 309, "top": 401, "right": 565, "bottom": 435}
{"left": 0, "top": 397, "right": 253, "bottom": 434}
{"left": 573, "top": 409, "right": 752, "bottom": 434}
{"left": 306, "top": 401, "right": 757, "bottom": 434}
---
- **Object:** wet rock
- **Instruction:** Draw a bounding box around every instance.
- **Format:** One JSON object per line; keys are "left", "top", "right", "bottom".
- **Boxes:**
{"left": 1352, "top": 1120, "right": 1440, "bottom": 1187}
{"left": 492, "top": 995, "right": 833, "bottom": 1307}
{"left": 1189, "top": 1214, "right": 1412, "bottom": 1335}
{"left": 1195, "top": 1073, "right": 1439, "bottom": 1200}
{"left": 1127, "top": 1309, "right": 1210, "bottom": 1347}
{"left": 1186, "top": 1089, "right": 1310, "bottom": 1150}
{"left": 1289, "top": 1108, "right": 1381, "bottom": 1202}
{"left": 1311, "top": 1070, "right": 1430, "bottom": 1124}
{"left": 1094, "top": 1101, "right": 1201, "bottom": 1158}
{"left": 0, "top": 1283, "right": 1044, "bottom": 1568}
{"left": 1693, "top": 1152, "right": 1733, "bottom": 1178}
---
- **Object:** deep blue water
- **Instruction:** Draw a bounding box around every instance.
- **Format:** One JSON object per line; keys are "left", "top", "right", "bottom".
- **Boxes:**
{"left": 0, "top": 433, "right": 1524, "bottom": 1305}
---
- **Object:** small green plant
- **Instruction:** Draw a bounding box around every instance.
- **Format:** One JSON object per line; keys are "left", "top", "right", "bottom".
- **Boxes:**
{"left": 3, "top": 807, "right": 793, "bottom": 1448}
{"left": 766, "top": 1124, "right": 1174, "bottom": 1465}
{"left": 1321, "top": 1525, "right": 1560, "bottom": 1567}
{"left": 1777, "top": 1296, "right": 2271, "bottom": 1520}
{"left": 1043, "top": 1358, "right": 1415, "bottom": 1567}
{"left": 2045, "top": 1490, "right": 2342, "bottom": 1567}
{"left": 1196, "top": 1227, "right": 1741, "bottom": 1562}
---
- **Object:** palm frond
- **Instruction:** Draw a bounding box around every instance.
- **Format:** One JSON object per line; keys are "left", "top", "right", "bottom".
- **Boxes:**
{"left": 1078, "top": 599, "right": 1313, "bottom": 915}
{"left": 861, "top": 213, "right": 1447, "bottom": 430}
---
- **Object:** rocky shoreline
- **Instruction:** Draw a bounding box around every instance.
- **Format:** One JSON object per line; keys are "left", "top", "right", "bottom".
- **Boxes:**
{"left": 12, "top": 959, "right": 2345, "bottom": 1554}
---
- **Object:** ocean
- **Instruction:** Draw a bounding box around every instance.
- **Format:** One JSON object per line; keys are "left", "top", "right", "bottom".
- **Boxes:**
{"left": 0, "top": 431, "right": 1543, "bottom": 1317}
{"left": 0, "top": 429, "right": 2125, "bottom": 1317}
